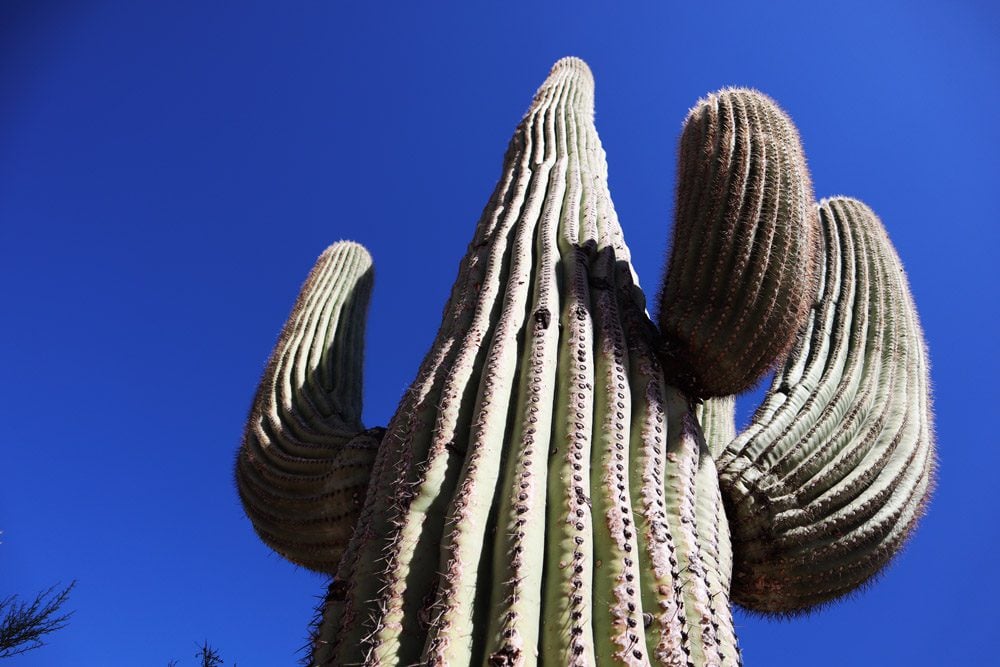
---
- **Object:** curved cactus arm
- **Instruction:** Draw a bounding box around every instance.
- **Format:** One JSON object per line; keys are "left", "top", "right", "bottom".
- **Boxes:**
{"left": 664, "top": 390, "right": 739, "bottom": 667}
{"left": 715, "top": 198, "right": 935, "bottom": 613}
{"left": 236, "top": 241, "right": 380, "bottom": 573}
{"left": 693, "top": 397, "right": 737, "bottom": 460}
{"left": 657, "top": 89, "right": 819, "bottom": 398}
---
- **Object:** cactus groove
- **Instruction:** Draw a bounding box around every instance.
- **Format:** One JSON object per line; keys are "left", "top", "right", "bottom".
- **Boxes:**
{"left": 236, "top": 58, "right": 935, "bottom": 666}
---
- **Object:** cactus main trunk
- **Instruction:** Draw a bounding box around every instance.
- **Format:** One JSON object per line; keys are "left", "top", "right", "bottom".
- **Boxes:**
{"left": 309, "top": 58, "right": 740, "bottom": 666}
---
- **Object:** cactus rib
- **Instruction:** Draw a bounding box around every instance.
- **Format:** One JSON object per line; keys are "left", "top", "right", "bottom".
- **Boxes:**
{"left": 694, "top": 397, "right": 737, "bottom": 461}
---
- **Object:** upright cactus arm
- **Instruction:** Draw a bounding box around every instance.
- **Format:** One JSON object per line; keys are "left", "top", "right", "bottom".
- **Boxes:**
{"left": 657, "top": 89, "right": 819, "bottom": 398}
{"left": 693, "top": 396, "right": 736, "bottom": 460}
{"left": 236, "top": 241, "right": 382, "bottom": 574}
{"left": 715, "top": 197, "right": 934, "bottom": 613}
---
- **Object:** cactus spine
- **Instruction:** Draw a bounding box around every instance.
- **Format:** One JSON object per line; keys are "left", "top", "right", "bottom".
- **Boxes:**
{"left": 237, "top": 58, "right": 934, "bottom": 666}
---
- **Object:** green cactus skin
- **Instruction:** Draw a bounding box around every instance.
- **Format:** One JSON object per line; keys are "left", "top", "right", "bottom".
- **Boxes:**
{"left": 237, "top": 59, "right": 934, "bottom": 667}
{"left": 657, "top": 89, "right": 819, "bottom": 399}
{"left": 694, "top": 396, "right": 737, "bottom": 460}
{"left": 715, "top": 197, "right": 934, "bottom": 613}
{"left": 236, "top": 241, "right": 381, "bottom": 573}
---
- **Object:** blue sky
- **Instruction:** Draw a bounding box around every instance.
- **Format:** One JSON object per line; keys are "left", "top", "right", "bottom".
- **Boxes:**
{"left": 1, "top": 2, "right": 997, "bottom": 665}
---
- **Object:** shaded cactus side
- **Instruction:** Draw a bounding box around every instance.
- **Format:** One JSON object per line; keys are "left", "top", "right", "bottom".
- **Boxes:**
{"left": 658, "top": 89, "right": 820, "bottom": 399}
{"left": 236, "top": 59, "right": 934, "bottom": 666}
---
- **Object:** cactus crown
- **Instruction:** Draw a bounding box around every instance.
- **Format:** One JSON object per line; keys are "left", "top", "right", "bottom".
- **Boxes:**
{"left": 237, "top": 58, "right": 933, "bottom": 666}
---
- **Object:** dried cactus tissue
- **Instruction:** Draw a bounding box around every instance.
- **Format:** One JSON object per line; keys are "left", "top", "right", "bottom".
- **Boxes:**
{"left": 236, "top": 57, "right": 934, "bottom": 667}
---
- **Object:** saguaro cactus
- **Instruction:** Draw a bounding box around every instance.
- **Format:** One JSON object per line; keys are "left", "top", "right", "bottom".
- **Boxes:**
{"left": 236, "top": 58, "right": 933, "bottom": 666}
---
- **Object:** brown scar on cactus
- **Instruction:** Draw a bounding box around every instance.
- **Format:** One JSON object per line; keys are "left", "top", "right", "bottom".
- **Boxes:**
{"left": 237, "top": 57, "right": 934, "bottom": 666}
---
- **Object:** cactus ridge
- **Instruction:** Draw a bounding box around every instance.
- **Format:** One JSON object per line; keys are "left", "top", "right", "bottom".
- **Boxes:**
{"left": 716, "top": 197, "right": 934, "bottom": 613}
{"left": 237, "top": 58, "right": 934, "bottom": 667}
{"left": 657, "top": 89, "right": 819, "bottom": 398}
{"left": 236, "top": 241, "right": 380, "bottom": 573}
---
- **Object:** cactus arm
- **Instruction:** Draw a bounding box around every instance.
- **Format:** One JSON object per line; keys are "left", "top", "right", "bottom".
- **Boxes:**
{"left": 235, "top": 241, "right": 380, "bottom": 574}
{"left": 661, "top": 390, "right": 739, "bottom": 666}
{"left": 693, "top": 397, "right": 737, "bottom": 460}
{"left": 310, "top": 421, "right": 392, "bottom": 664}
{"left": 716, "top": 198, "right": 934, "bottom": 613}
{"left": 690, "top": 418, "right": 738, "bottom": 666}
{"left": 657, "top": 90, "right": 819, "bottom": 398}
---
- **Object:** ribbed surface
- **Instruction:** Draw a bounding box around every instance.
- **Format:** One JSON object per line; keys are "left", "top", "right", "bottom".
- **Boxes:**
{"left": 311, "top": 58, "right": 739, "bottom": 667}
{"left": 715, "top": 198, "right": 934, "bottom": 612}
{"left": 657, "top": 89, "right": 819, "bottom": 398}
{"left": 642, "top": 388, "right": 740, "bottom": 667}
{"left": 693, "top": 397, "right": 736, "bottom": 460}
{"left": 237, "top": 241, "right": 380, "bottom": 573}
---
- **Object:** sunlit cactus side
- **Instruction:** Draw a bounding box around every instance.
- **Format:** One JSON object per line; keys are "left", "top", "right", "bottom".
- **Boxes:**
{"left": 235, "top": 57, "right": 934, "bottom": 667}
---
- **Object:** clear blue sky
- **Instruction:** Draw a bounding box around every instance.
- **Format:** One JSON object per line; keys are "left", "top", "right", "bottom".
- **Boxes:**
{"left": 2, "top": 2, "right": 997, "bottom": 665}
